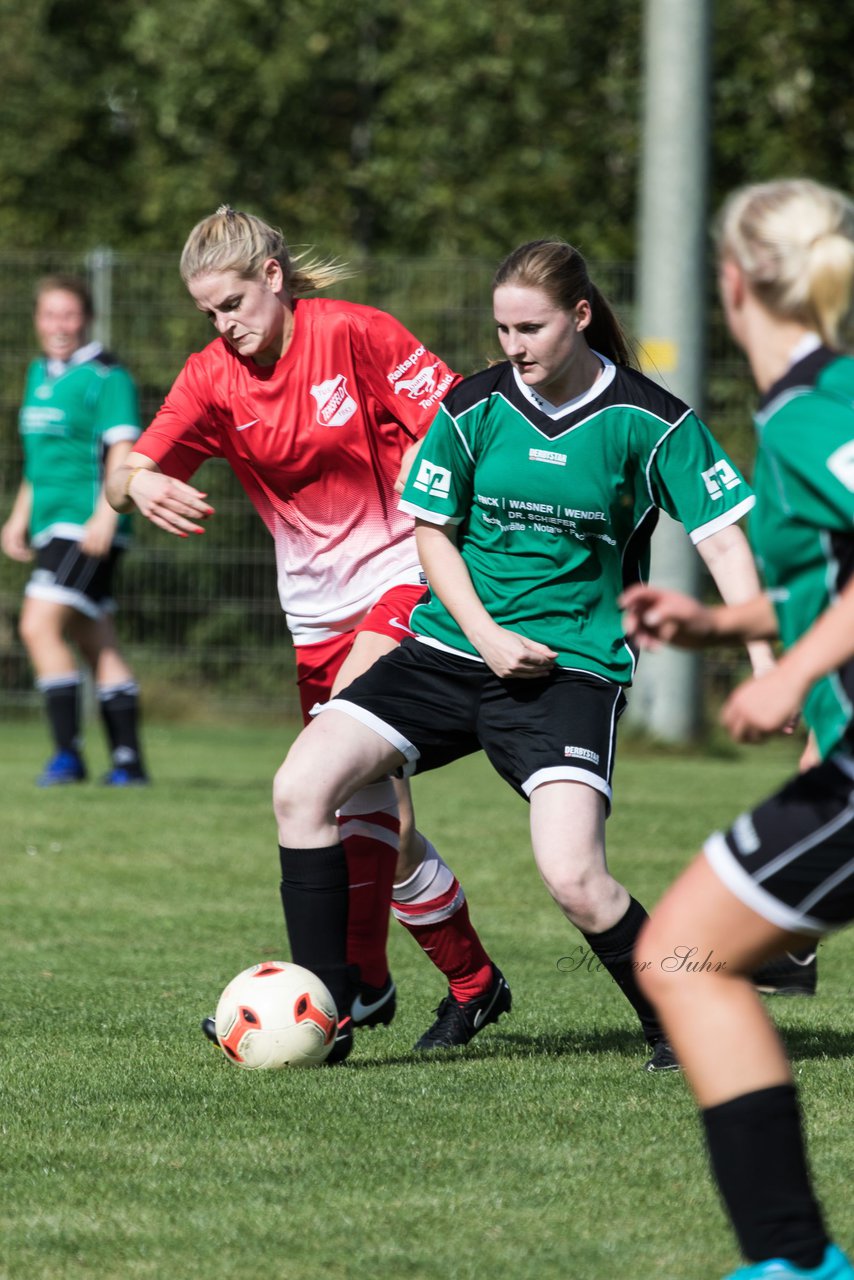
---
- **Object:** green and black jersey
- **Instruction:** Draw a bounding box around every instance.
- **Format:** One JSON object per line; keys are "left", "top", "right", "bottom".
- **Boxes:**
{"left": 399, "top": 357, "right": 753, "bottom": 684}
{"left": 751, "top": 342, "right": 854, "bottom": 759}
{"left": 19, "top": 342, "right": 140, "bottom": 546}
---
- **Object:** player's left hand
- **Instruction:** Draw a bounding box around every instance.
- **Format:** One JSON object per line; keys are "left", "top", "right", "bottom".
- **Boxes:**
{"left": 720, "top": 666, "right": 804, "bottom": 743}
{"left": 619, "top": 583, "right": 714, "bottom": 650}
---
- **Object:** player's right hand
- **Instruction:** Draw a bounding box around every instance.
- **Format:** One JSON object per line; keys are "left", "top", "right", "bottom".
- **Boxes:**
{"left": 476, "top": 624, "right": 558, "bottom": 679}
{"left": 128, "top": 470, "right": 215, "bottom": 537}
{"left": 0, "top": 519, "right": 33, "bottom": 562}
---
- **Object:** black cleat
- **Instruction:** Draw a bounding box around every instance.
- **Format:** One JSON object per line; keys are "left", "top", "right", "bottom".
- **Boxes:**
{"left": 413, "top": 965, "right": 511, "bottom": 1051}
{"left": 752, "top": 948, "right": 818, "bottom": 996}
{"left": 201, "top": 1016, "right": 218, "bottom": 1044}
{"left": 324, "top": 1015, "right": 353, "bottom": 1065}
{"left": 644, "top": 1038, "right": 680, "bottom": 1072}
{"left": 351, "top": 975, "right": 396, "bottom": 1028}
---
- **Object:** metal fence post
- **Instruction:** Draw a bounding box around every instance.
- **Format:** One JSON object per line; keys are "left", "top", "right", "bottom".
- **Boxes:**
{"left": 86, "top": 246, "right": 114, "bottom": 351}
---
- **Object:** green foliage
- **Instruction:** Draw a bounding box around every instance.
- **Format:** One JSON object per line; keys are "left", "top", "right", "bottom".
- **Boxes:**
{"left": 2, "top": 720, "right": 853, "bottom": 1279}
{"left": 4, "top": 1, "right": 850, "bottom": 261}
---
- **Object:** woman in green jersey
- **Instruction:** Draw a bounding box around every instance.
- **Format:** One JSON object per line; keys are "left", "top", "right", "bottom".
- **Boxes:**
{"left": 622, "top": 180, "right": 854, "bottom": 1279}
{"left": 268, "top": 238, "right": 768, "bottom": 1069}
{"left": 0, "top": 275, "right": 148, "bottom": 786}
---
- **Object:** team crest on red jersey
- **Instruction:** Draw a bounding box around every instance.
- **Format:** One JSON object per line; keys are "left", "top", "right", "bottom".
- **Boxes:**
{"left": 310, "top": 375, "right": 358, "bottom": 427}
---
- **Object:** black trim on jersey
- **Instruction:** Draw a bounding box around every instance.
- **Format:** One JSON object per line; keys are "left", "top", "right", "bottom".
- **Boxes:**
{"left": 622, "top": 506, "right": 660, "bottom": 591}
{"left": 829, "top": 528, "right": 854, "bottom": 752}
{"left": 759, "top": 346, "right": 838, "bottom": 410}
{"left": 92, "top": 350, "right": 122, "bottom": 370}
{"left": 441, "top": 361, "right": 692, "bottom": 443}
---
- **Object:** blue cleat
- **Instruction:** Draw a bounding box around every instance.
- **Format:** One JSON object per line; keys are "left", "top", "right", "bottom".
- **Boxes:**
{"left": 724, "top": 1244, "right": 854, "bottom": 1279}
{"left": 37, "top": 749, "right": 86, "bottom": 786}
{"left": 102, "top": 767, "right": 149, "bottom": 787}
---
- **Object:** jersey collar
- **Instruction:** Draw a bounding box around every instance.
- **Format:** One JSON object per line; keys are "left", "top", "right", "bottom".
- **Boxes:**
{"left": 511, "top": 352, "right": 616, "bottom": 420}
{"left": 45, "top": 341, "right": 103, "bottom": 378}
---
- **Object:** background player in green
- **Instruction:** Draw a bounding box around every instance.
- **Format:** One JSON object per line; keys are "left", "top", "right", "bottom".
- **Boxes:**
{"left": 622, "top": 179, "right": 854, "bottom": 1279}
{"left": 268, "top": 238, "right": 771, "bottom": 1068}
{"left": 1, "top": 274, "right": 148, "bottom": 786}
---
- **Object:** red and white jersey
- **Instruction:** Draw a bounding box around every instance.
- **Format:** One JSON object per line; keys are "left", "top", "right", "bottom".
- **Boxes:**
{"left": 135, "top": 298, "right": 458, "bottom": 643}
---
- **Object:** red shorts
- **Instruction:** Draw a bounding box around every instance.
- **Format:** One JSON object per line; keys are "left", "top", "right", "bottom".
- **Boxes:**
{"left": 294, "top": 582, "right": 427, "bottom": 723}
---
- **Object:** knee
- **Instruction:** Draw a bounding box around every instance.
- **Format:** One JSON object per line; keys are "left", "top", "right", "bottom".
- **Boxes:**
{"left": 272, "top": 756, "right": 317, "bottom": 827}
{"left": 633, "top": 913, "right": 725, "bottom": 1009}
{"left": 19, "top": 608, "right": 47, "bottom": 652}
{"left": 271, "top": 748, "right": 345, "bottom": 831}
{"left": 546, "top": 867, "right": 621, "bottom": 933}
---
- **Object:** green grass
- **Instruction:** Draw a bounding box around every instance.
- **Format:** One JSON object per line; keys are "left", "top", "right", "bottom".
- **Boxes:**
{"left": 1, "top": 719, "right": 852, "bottom": 1280}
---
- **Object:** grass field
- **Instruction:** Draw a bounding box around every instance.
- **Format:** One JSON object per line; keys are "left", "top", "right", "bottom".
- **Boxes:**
{"left": 2, "top": 717, "right": 852, "bottom": 1280}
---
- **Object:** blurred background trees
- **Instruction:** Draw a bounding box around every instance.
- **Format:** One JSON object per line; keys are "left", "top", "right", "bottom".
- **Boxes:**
{"left": 1, "top": 0, "right": 850, "bottom": 261}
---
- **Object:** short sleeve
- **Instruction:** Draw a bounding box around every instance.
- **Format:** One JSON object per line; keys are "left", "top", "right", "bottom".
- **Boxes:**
{"left": 134, "top": 356, "right": 224, "bottom": 482}
{"left": 398, "top": 404, "right": 475, "bottom": 525}
{"left": 648, "top": 412, "right": 755, "bottom": 543}
{"left": 95, "top": 365, "right": 141, "bottom": 445}
{"left": 355, "top": 310, "right": 460, "bottom": 440}
{"left": 763, "top": 395, "right": 854, "bottom": 532}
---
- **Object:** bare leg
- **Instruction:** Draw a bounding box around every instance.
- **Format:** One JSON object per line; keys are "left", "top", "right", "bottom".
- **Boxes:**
{"left": 637, "top": 855, "right": 805, "bottom": 1103}
{"left": 638, "top": 854, "right": 832, "bottom": 1271}
{"left": 68, "top": 610, "right": 135, "bottom": 687}
{"left": 530, "top": 780, "right": 663, "bottom": 1049}
{"left": 20, "top": 597, "right": 85, "bottom": 770}
{"left": 19, "top": 596, "right": 79, "bottom": 679}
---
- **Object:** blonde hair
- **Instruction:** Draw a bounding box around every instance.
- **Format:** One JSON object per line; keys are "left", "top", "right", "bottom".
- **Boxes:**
{"left": 716, "top": 179, "right": 854, "bottom": 347}
{"left": 179, "top": 205, "right": 352, "bottom": 295}
{"left": 493, "top": 239, "right": 632, "bottom": 365}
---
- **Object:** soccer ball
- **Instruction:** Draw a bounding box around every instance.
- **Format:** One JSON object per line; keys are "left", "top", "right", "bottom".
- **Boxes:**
{"left": 214, "top": 961, "right": 338, "bottom": 1069}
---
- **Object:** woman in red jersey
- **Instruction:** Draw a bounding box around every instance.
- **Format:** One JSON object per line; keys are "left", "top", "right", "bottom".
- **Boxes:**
{"left": 108, "top": 206, "right": 509, "bottom": 1061}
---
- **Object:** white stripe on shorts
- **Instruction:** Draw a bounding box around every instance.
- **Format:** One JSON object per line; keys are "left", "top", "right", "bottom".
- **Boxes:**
{"left": 703, "top": 831, "right": 827, "bottom": 937}
{"left": 319, "top": 698, "right": 420, "bottom": 776}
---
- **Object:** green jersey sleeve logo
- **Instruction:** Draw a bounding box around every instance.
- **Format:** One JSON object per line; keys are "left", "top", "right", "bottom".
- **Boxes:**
{"left": 826, "top": 441, "right": 854, "bottom": 492}
{"left": 413, "top": 460, "right": 452, "bottom": 499}
{"left": 701, "top": 458, "right": 742, "bottom": 500}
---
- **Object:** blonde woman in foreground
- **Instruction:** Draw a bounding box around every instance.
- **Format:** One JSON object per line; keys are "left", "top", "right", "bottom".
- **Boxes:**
{"left": 622, "top": 179, "right": 854, "bottom": 1279}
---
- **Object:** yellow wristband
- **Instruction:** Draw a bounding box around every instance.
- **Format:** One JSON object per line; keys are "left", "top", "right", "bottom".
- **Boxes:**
{"left": 124, "top": 467, "right": 144, "bottom": 500}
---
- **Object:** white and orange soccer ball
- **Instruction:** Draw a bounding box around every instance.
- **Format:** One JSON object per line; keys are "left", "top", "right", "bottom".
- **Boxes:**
{"left": 213, "top": 961, "right": 338, "bottom": 1069}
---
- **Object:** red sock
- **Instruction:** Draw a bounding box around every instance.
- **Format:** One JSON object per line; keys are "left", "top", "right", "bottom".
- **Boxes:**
{"left": 392, "top": 842, "right": 493, "bottom": 1003}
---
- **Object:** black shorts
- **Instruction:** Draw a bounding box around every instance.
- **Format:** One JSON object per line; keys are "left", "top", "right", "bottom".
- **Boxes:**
{"left": 323, "top": 637, "right": 627, "bottom": 807}
{"left": 26, "top": 538, "right": 123, "bottom": 619}
{"left": 705, "top": 756, "right": 854, "bottom": 936}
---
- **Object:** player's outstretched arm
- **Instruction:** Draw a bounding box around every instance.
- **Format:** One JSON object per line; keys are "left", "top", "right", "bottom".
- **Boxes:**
{"left": 694, "top": 522, "right": 778, "bottom": 675}
{"left": 107, "top": 452, "right": 214, "bottom": 537}
{"left": 725, "top": 571, "right": 854, "bottom": 743}
{"left": 619, "top": 583, "right": 777, "bottom": 651}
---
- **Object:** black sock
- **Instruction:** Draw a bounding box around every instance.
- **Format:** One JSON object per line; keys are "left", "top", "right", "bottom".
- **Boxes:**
{"left": 703, "top": 1084, "right": 828, "bottom": 1269}
{"left": 97, "top": 682, "right": 145, "bottom": 773}
{"left": 279, "top": 843, "right": 356, "bottom": 1018}
{"left": 40, "top": 676, "right": 82, "bottom": 754}
{"left": 582, "top": 896, "right": 661, "bottom": 1043}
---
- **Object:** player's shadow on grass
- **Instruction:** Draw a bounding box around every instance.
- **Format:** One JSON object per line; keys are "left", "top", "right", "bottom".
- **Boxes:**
{"left": 777, "top": 1025, "right": 854, "bottom": 1061}
{"left": 161, "top": 777, "right": 271, "bottom": 794}
{"left": 346, "top": 1022, "right": 854, "bottom": 1070}
{"left": 346, "top": 1026, "right": 655, "bottom": 1070}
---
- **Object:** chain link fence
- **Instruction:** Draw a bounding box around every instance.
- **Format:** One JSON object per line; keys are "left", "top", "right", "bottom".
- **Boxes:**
{"left": 0, "top": 251, "right": 751, "bottom": 721}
